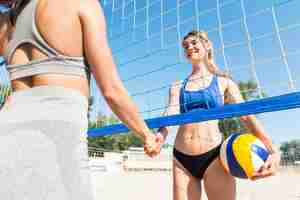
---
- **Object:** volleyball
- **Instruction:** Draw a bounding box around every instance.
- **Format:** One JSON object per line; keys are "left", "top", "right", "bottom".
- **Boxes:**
{"left": 220, "top": 133, "right": 269, "bottom": 179}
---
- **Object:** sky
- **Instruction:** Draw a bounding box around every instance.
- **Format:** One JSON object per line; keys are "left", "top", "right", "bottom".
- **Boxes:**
{"left": 88, "top": 0, "right": 300, "bottom": 145}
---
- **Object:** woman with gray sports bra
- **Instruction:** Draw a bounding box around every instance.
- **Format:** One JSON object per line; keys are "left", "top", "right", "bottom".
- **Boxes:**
{"left": 0, "top": 0, "right": 162, "bottom": 199}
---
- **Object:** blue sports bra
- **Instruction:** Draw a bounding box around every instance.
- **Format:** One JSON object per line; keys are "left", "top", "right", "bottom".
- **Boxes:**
{"left": 179, "top": 75, "right": 224, "bottom": 113}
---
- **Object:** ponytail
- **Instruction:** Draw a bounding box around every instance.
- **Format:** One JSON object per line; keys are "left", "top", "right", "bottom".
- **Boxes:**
{"left": 8, "top": 0, "right": 31, "bottom": 25}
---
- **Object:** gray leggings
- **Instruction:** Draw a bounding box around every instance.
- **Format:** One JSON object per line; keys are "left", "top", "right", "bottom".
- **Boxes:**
{"left": 0, "top": 86, "right": 95, "bottom": 200}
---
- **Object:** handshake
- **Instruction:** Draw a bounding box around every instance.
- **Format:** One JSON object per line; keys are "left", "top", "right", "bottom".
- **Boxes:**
{"left": 143, "top": 131, "right": 166, "bottom": 157}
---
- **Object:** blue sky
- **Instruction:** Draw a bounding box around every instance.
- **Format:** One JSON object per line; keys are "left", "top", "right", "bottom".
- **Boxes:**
{"left": 92, "top": 0, "right": 300, "bottom": 144}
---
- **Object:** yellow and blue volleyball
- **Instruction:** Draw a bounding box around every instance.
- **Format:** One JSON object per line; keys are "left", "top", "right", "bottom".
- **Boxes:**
{"left": 220, "top": 133, "right": 269, "bottom": 179}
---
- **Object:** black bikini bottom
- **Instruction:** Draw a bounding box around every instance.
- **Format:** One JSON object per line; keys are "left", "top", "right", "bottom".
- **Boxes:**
{"left": 173, "top": 144, "right": 221, "bottom": 179}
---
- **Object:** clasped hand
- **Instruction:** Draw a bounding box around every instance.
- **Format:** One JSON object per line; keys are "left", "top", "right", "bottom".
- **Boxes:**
{"left": 143, "top": 132, "right": 164, "bottom": 157}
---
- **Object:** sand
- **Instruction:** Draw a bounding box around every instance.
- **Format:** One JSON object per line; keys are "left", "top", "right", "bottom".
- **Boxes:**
{"left": 91, "top": 167, "right": 300, "bottom": 200}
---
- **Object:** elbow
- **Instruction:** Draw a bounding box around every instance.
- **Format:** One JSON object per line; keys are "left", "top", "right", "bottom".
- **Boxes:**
{"left": 103, "top": 89, "right": 118, "bottom": 104}
{"left": 102, "top": 86, "right": 123, "bottom": 105}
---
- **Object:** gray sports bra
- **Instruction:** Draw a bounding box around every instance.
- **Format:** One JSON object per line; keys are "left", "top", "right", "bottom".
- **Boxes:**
{"left": 3, "top": 0, "right": 90, "bottom": 81}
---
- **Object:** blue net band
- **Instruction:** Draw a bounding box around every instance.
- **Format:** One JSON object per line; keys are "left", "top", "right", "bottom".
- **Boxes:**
{"left": 88, "top": 91, "right": 300, "bottom": 137}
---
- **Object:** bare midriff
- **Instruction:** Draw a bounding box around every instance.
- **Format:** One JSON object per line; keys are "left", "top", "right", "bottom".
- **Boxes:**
{"left": 174, "top": 120, "right": 223, "bottom": 155}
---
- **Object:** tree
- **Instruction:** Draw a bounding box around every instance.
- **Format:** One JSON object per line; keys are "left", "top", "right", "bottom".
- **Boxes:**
{"left": 219, "top": 80, "right": 262, "bottom": 138}
{"left": 87, "top": 113, "right": 143, "bottom": 152}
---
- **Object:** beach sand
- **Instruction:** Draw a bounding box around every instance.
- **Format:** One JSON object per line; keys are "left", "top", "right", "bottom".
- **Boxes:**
{"left": 92, "top": 167, "right": 300, "bottom": 200}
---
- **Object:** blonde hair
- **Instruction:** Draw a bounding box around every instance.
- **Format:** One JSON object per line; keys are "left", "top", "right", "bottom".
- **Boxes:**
{"left": 183, "top": 30, "right": 230, "bottom": 78}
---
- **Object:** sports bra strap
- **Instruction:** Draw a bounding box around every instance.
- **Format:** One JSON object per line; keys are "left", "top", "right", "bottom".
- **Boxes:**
{"left": 182, "top": 78, "right": 189, "bottom": 90}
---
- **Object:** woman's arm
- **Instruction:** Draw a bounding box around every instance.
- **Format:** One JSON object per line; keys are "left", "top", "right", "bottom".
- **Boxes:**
{"left": 157, "top": 81, "right": 181, "bottom": 141}
{"left": 78, "top": 0, "right": 155, "bottom": 144}
{"left": 225, "top": 78, "right": 280, "bottom": 179}
{"left": 225, "top": 78, "right": 277, "bottom": 151}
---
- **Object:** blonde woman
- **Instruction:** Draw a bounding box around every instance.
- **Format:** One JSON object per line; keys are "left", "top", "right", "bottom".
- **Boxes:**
{"left": 158, "top": 30, "right": 280, "bottom": 200}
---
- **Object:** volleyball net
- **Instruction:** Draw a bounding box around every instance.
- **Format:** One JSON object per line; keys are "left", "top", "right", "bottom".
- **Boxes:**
{"left": 88, "top": 0, "right": 300, "bottom": 137}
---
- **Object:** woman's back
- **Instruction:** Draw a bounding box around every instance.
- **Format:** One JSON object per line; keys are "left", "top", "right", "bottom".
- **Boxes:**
{"left": 8, "top": 0, "right": 90, "bottom": 96}
{"left": 34, "top": 0, "right": 84, "bottom": 57}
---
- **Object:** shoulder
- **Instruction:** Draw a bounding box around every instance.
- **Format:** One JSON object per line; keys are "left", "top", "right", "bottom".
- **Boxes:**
{"left": 37, "top": 0, "right": 81, "bottom": 13}
{"left": 78, "top": 0, "right": 104, "bottom": 16}
{"left": 217, "top": 76, "right": 238, "bottom": 90}
{"left": 77, "top": 0, "right": 106, "bottom": 33}
{"left": 169, "top": 80, "right": 182, "bottom": 96}
{"left": 171, "top": 80, "right": 182, "bottom": 88}
{"left": 171, "top": 80, "right": 183, "bottom": 90}
{"left": 37, "top": 0, "right": 104, "bottom": 19}
{"left": 35, "top": 0, "right": 82, "bottom": 26}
